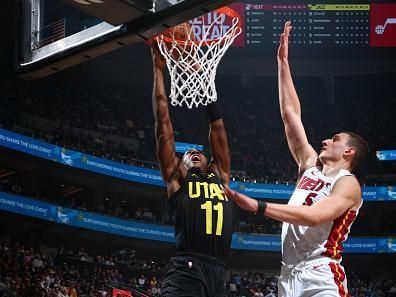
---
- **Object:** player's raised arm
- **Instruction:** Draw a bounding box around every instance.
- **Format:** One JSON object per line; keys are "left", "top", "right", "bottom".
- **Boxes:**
{"left": 207, "top": 102, "right": 231, "bottom": 186}
{"left": 151, "top": 47, "right": 183, "bottom": 196}
{"left": 277, "top": 21, "right": 317, "bottom": 174}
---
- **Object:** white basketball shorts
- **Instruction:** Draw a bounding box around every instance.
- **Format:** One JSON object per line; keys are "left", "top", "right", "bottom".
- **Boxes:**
{"left": 278, "top": 257, "right": 350, "bottom": 297}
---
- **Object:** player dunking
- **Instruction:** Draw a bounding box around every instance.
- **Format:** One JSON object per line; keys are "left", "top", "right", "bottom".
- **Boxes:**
{"left": 224, "top": 21, "right": 368, "bottom": 297}
{"left": 151, "top": 46, "right": 233, "bottom": 297}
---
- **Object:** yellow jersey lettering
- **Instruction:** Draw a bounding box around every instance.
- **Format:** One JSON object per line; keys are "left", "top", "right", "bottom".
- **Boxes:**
{"left": 210, "top": 183, "right": 224, "bottom": 200}
{"left": 188, "top": 182, "right": 200, "bottom": 198}
{"left": 201, "top": 182, "right": 209, "bottom": 198}
{"left": 188, "top": 182, "right": 210, "bottom": 199}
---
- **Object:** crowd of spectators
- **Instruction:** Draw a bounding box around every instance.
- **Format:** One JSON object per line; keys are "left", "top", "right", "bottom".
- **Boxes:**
{"left": 1, "top": 241, "right": 396, "bottom": 297}
{"left": 0, "top": 74, "right": 395, "bottom": 185}
{"left": 0, "top": 241, "right": 167, "bottom": 297}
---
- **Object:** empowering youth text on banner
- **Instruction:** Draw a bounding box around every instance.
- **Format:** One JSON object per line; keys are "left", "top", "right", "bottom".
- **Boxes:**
{"left": 0, "top": 128, "right": 164, "bottom": 186}
{"left": 0, "top": 192, "right": 174, "bottom": 242}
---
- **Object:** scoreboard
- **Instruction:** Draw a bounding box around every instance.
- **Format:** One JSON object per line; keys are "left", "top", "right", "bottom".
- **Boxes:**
{"left": 220, "top": 2, "right": 396, "bottom": 51}
{"left": 244, "top": 4, "right": 370, "bottom": 47}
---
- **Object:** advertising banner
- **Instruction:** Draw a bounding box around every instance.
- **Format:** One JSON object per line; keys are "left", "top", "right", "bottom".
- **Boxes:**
{"left": 1, "top": 192, "right": 395, "bottom": 253}
{"left": 1, "top": 128, "right": 394, "bottom": 201}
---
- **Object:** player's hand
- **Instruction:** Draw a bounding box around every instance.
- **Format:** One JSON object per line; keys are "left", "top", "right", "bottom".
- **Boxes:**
{"left": 151, "top": 45, "right": 166, "bottom": 69}
{"left": 277, "top": 21, "right": 292, "bottom": 63}
{"left": 224, "top": 186, "right": 258, "bottom": 213}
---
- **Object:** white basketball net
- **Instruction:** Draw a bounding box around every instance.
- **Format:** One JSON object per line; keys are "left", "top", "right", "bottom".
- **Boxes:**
{"left": 156, "top": 11, "right": 242, "bottom": 109}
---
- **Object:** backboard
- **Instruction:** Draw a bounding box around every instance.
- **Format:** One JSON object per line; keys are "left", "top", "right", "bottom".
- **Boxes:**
{"left": 16, "top": 0, "right": 236, "bottom": 79}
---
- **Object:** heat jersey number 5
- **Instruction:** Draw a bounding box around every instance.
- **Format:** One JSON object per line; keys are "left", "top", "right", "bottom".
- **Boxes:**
{"left": 200, "top": 201, "right": 223, "bottom": 236}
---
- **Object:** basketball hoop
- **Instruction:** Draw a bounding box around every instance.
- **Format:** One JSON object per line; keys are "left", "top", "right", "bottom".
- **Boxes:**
{"left": 154, "top": 6, "right": 242, "bottom": 109}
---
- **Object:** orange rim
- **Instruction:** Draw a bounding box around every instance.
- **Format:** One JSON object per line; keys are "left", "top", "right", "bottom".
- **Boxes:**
{"left": 155, "top": 6, "right": 242, "bottom": 46}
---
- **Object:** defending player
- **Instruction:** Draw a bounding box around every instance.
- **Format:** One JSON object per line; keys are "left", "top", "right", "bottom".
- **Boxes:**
{"left": 151, "top": 46, "right": 233, "bottom": 297}
{"left": 224, "top": 21, "right": 368, "bottom": 297}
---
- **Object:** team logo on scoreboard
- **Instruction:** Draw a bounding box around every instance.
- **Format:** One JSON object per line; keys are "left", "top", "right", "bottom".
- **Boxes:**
{"left": 370, "top": 4, "right": 396, "bottom": 47}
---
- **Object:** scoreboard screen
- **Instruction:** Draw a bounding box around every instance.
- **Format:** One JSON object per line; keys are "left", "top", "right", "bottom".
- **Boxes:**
{"left": 243, "top": 4, "right": 370, "bottom": 47}
{"left": 202, "top": 2, "right": 396, "bottom": 58}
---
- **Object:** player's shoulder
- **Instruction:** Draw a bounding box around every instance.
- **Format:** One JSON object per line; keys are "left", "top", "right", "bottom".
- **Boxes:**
{"left": 335, "top": 173, "right": 361, "bottom": 189}
{"left": 334, "top": 174, "right": 362, "bottom": 210}
{"left": 332, "top": 174, "right": 362, "bottom": 200}
{"left": 334, "top": 169, "right": 360, "bottom": 188}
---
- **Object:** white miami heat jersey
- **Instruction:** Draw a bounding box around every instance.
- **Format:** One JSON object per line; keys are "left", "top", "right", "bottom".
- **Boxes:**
{"left": 281, "top": 166, "right": 361, "bottom": 265}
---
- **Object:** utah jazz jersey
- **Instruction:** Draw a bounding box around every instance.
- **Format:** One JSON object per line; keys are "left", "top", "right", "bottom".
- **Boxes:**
{"left": 169, "top": 171, "right": 233, "bottom": 259}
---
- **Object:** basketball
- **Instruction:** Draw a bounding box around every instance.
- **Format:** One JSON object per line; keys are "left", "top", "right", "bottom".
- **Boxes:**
{"left": 167, "top": 23, "right": 195, "bottom": 42}
{"left": 161, "top": 22, "right": 196, "bottom": 60}
{"left": 149, "top": 23, "right": 195, "bottom": 61}
{"left": 150, "top": 22, "right": 204, "bottom": 73}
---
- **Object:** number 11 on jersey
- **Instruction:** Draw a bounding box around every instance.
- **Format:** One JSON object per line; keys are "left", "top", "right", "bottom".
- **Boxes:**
{"left": 201, "top": 201, "right": 223, "bottom": 236}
